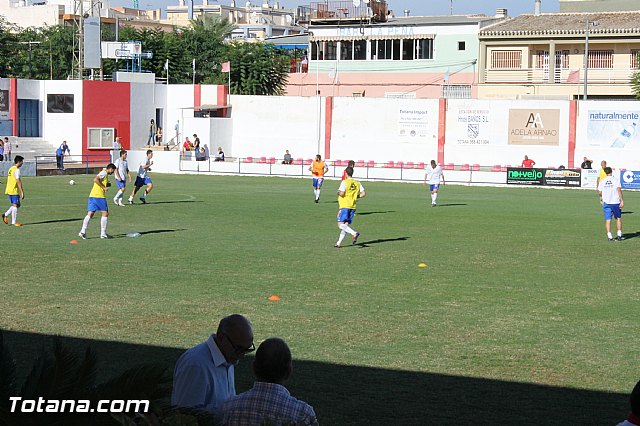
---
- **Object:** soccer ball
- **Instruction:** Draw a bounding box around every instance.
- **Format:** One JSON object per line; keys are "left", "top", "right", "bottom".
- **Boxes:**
{"left": 69, "top": 179, "right": 75, "bottom": 185}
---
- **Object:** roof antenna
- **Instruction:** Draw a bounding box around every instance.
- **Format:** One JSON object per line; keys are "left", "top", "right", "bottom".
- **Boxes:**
{"left": 450, "top": 0, "right": 453, "bottom": 15}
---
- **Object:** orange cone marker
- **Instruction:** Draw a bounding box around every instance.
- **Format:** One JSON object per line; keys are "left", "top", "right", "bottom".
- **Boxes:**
{"left": 70, "top": 240, "right": 79, "bottom": 245}
{"left": 268, "top": 295, "right": 281, "bottom": 301}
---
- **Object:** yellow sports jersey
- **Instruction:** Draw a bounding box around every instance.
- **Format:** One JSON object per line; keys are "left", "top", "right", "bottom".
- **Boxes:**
{"left": 338, "top": 178, "right": 362, "bottom": 209}
{"left": 311, "top": 160, "right": 326, "bottom": 177}
{"left": 599, "top": 168, "right": 607, "bottom": 181}
{"left": 5, "top": 166, "right": 19, "bottom": 195}
{"left": 89, "top": 169, "right": 109, "bottom": 198}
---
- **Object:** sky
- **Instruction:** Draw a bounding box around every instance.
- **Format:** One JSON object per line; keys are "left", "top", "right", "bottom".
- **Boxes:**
{"left": 111, "top": 0, "right": 561, "bottom": 18}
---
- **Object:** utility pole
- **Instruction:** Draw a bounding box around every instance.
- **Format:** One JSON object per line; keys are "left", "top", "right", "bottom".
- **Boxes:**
{"left": 583, "top": 19, "right": 599, "bottom": 100}
{"left": 18, "top": 41, "right": 41, "bottom": 79}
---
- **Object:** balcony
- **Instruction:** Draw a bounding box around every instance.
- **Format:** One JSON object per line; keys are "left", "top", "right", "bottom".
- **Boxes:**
{"left": 308, "top": 1, "right": 387, "bottom": 23}
{"left": 484, "top": 68, "right": 636, "bottom": 84}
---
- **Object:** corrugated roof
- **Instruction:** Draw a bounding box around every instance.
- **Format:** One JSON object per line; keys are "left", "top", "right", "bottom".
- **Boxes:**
{"left": 309, "top": 14, "right": 502, "bottom": 29}
{"left": 265, "top": 34, "right": 309, "bottom": 45}
{"left": 480, "top": 11, "right": 640, "bottom": 37}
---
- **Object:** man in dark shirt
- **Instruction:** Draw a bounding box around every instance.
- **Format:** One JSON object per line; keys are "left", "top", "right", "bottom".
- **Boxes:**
{"left": 581, "top": 156, "right": 593, "bottom": 169}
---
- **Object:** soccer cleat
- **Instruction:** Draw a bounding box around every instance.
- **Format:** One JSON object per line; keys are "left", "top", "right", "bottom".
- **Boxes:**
{"left": 608, "top": 238, "right": 616, "bottom": 242}
{"left": 334, "top": 244, "right": 341, "bottom": 249}
{"left": 140, "top": 197, "right": 147, "bottom": 204}
{"left": 617, "top": 236, "right": 626, "bottom": 241}
{"left": 1, "top": 214, "right": 7, "bottom": 225}
{"left": 315, "top": 198, "right": 319, "bottom": 203}
{"left": 79, "top": 232, "right": 87, "bottom": 240}
{"left": 432, "top": 203, "right": 437, "bottom": 207}
{"left": 118, "top": 200, "right": 125, "bottom": 207}
{"left": 128, "top": 198, "right": 134, "bottom": 205}
{"left": 113, "top": 198, "right": 119, "bottom": 206}
{"left": 100, "top": 234, "right": 113, "bottom": 239}
{"left": 352, "top": 232, "right": 360, "bottom": 245}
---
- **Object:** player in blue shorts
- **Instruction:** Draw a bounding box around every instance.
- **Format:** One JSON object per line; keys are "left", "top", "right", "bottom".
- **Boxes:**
{"left": 129, "top": 150, "right": 154, "bottom": 204}
{"left": 597, "top": 166, "right": 625, "bottom": 241}
{"left": 3, "top": 156, "right": 25, "bottom": 226}
{"left": 424, "top": 160, "right": 445, "bottom": 207}
{"left": 335, "top": 167, "right": 366, "bottom": 248}
{"left": 79, "top": 164, "right": 116, "bottom": 239}
{"left": 113, "top": 149, "right": 131, "bottom": 206}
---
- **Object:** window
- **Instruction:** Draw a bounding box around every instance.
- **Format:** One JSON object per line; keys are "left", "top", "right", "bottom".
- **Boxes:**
{"left": 402, "top": 39, "right": 414, "bottom": 60}
{"left": 442, "top": 85, "right": 472, "bottom": 99}
{"left": 373, "top": 39, "right": 400, "bottom": 60}
{"left": 490, "top": 50, "right": 522, "bottom": 69}
{"left": 324, "top": 41, "right": 337, "bottom": 60}
{"left": 535, "top": 50, "right": 569, "bottom": 69}
{"left": 88, "top": 128, "right": 115, "bottom": 149}
{"left": 587, "top": 50, "right": 613, "bottom": 68}
{"left": 458, "top": 41, "right": 466, "bottom": 51}
{"left": 416, "top": 39, "right": 433, "bottom": 59}
{"left": 340, "top": 41, "right": 353, "bottom": 60}
{"left": 631, "top": 49, "right": 639, "bottom": 69}
{"left": 354, "top": 40, "right": 366, "bottom": 60}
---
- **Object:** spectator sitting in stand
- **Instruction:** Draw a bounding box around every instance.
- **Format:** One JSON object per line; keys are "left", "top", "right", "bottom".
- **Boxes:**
{"left": 183, "top": 137, "right": 192, "bottom": 152}
{"left": 282, "top": 150, "right": 293, "bottom": 164}
{"left": 521, "top": 155, "right": 535, "bottom": 168}
{"left": 215, "top": 147, "right": 225, "bottom": 162}
{"left": 196, "top": 147, "right": 207, "bottom": 161}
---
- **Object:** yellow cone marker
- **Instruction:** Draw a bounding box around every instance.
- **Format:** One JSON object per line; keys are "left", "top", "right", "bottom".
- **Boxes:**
{"left": 418, "top": 263, "right": 427, "bottom": 268}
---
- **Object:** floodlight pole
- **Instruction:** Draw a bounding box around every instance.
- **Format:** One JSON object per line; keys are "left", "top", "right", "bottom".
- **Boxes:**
{"left": 583, "top": 19, "right": 599, "bottom": 100}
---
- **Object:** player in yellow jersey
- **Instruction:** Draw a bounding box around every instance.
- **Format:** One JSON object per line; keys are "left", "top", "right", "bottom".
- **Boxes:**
{"left": 2, "top": 156, "right": 25, "bottom": 226}
{"left": 78, "top": 163, "right": 116, "bottom": 239}
{"left": 309, "top": 154, "right": 328, "bottom": 203}
{"left": 335, "top": 166, "right": 366, "bottom": 248}
{"left": 596, "top": 160, "right": 608, "bottom": 204}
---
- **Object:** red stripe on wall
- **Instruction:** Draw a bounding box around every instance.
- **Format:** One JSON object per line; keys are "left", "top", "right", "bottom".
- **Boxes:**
{"left": 324, "top": 97, "right": 333, "bottom": 159}
{"left": 217, "top": 85, "right": 228, "bottom": 117}
{"left": 194, "top": 84, "right": 201, "bottom": 110}
{"left": 82, "top": 80, "right": 130, "bottom": 158}
{"left": 9, "top": 78, "right": 17, "bottom": 136}
{"left": 438, "top": 98, "right": 447, "bottom": 165}
{"left": 568, "top": 100, "right": 577, "bottom": 169}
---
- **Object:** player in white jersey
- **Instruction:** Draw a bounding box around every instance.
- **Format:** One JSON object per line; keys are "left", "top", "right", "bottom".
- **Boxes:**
{"left": 424, "top": 160, "right": 445, "bottom": 207}
{"left": 128, "top": 150, "right": 154, "bottom": 204}
{"left": 597, "top": 166, "right": 625, "bottom": 241}
{"left": 113, "top": 150, "right": 131, "bottom": 206}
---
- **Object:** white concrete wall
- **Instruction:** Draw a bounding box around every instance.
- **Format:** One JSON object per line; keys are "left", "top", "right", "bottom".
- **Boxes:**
{"left": 201, "top": 85, "right": 218, "bottom": 105}
{"left": 230, "top": 95, "right": 325, "bottom": 159}
{"left": 130, "top": 82, "right": 156, "bottom": 149}
{"left": 0, "top": 3, "right": 62, "bottom": 27}
{"left": 331, "top": 97, "right": 440, "bottom": 162}
{"left": 445, "top": 99, "right": 571, "bottom": 168}
{"left": 42, "top": 80, "right": 84, "bottom": 154}
{"left": 167, "top": 85, "right": 195, "bottom": 145}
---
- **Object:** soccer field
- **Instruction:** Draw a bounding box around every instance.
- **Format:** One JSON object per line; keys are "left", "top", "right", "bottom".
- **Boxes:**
{"left": 1, "top": 173, "right": 638, "bottom": 424}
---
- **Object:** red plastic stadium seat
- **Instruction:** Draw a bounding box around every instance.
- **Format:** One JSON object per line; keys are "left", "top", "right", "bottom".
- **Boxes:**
{"left": 244, "top": 156, "right": 253, "bottom": 163}
{"left": 356, "top": 160, "right": 365, "bottom": 167}
{"left": 492, "top": 164, "right": 502, "bottom": 172}
{"left": 394, "top": 161, "right": 404, "bottom": 168}
{"left": 460, "top": 164, "right": 470, "bottom": 171}
{"left": 444, "top": 163, "right": 454, "bottom": 170}
{"left": 268, "top": 157, "right": 276, "bottom": 164}
{"left": 472, "top": 164, "right": 480, "bottom": 171}
{"left": 416, "top": 162, "right": 425, "bottom": 169}
{"left": 367, "top": 160, "right": 375, "bottom": 168}
{"left": 406, "top": 162, "right": 415, "bottom": 168}
{"left": 385, "top": 161, "right": 394, "bottom": 168}
{"left": 294, "top": 158, "right": 303, "bottom": 165}
{"left": 257, "top": 156, "right": 267, "bottom": 164}
{"left": 305, "top": 159, "right": 313, "bottom": 165}
{"left": 334, "top": 160, "right": 343, "bottom": 167}
{"left": 548, "top": 166, "right": 555, "bottom": 170}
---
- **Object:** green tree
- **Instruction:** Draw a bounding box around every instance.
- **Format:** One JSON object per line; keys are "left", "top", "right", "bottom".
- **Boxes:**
{"left": 219, "top": 41, "right": 290, "bottom": 95}
{"left": 0, "top": 17, "right": 19, "bottom": 77}
{"left": 183, "top": 16, "right": 234, "bottom": 84}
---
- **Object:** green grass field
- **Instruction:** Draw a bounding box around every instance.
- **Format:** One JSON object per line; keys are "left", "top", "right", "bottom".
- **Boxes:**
{"left": 1, "top": 173, "right": 639, "bottom": 424}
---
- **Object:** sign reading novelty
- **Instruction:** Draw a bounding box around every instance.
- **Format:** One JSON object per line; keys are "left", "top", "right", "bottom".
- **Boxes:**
{"left": 587, "top": 110, "right": 640, "bottom": 149}
{"left": 398, "top": 108, "right": 429, "bottom": 138}
{"left": 620, "top": 170, "right": 640, "bottom": 190}
{"left": 508, "top": 109, "right": 560, "bottom": 146}
{"left": 507, "top": 168, "right": 544, "bottom": 185}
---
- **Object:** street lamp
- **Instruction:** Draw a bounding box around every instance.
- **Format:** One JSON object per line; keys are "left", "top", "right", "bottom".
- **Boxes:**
{"left": 583, "top": 19, "right": 599, "bottom": 100}
{"left": 19, "top": 41, "right": 42, "bottom": 79}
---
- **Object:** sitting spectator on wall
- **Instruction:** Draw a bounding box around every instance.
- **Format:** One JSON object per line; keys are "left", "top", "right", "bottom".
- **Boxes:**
{"left": 222, "top": 337, "right": 318, "bottom": 426}
{"left": 282, "top": 150, "right": 293, "bottom": 164}
{"left": 156, "top": 127, "right": 163, "bottom": 145}
{"left": 196, "top": 147, "right": 207, "bottom": 161}
{"left": 581, "top": 156, "right": 593, "bottom": 169}
{"left": 617, "top": 379, "right": 640, "bottom": 426}
{"left": 215, "top": 147, "right": 225, "bottom": 162}
{"left": 183, "top": 137, "right": 192, "bottom": 152}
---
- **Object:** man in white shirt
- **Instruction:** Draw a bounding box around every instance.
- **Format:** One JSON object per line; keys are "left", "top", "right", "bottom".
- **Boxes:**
{"left": 128, "top": 150, "right": 154, "bottom": 204}
{"left": 113, "top": 150, "right": 131, "bottom": 206}
{"left": 597, "top": 166, "right": 625, "bottom": 241}
{"left": 424, "top": 160, "right": 445, "bottom": 207}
